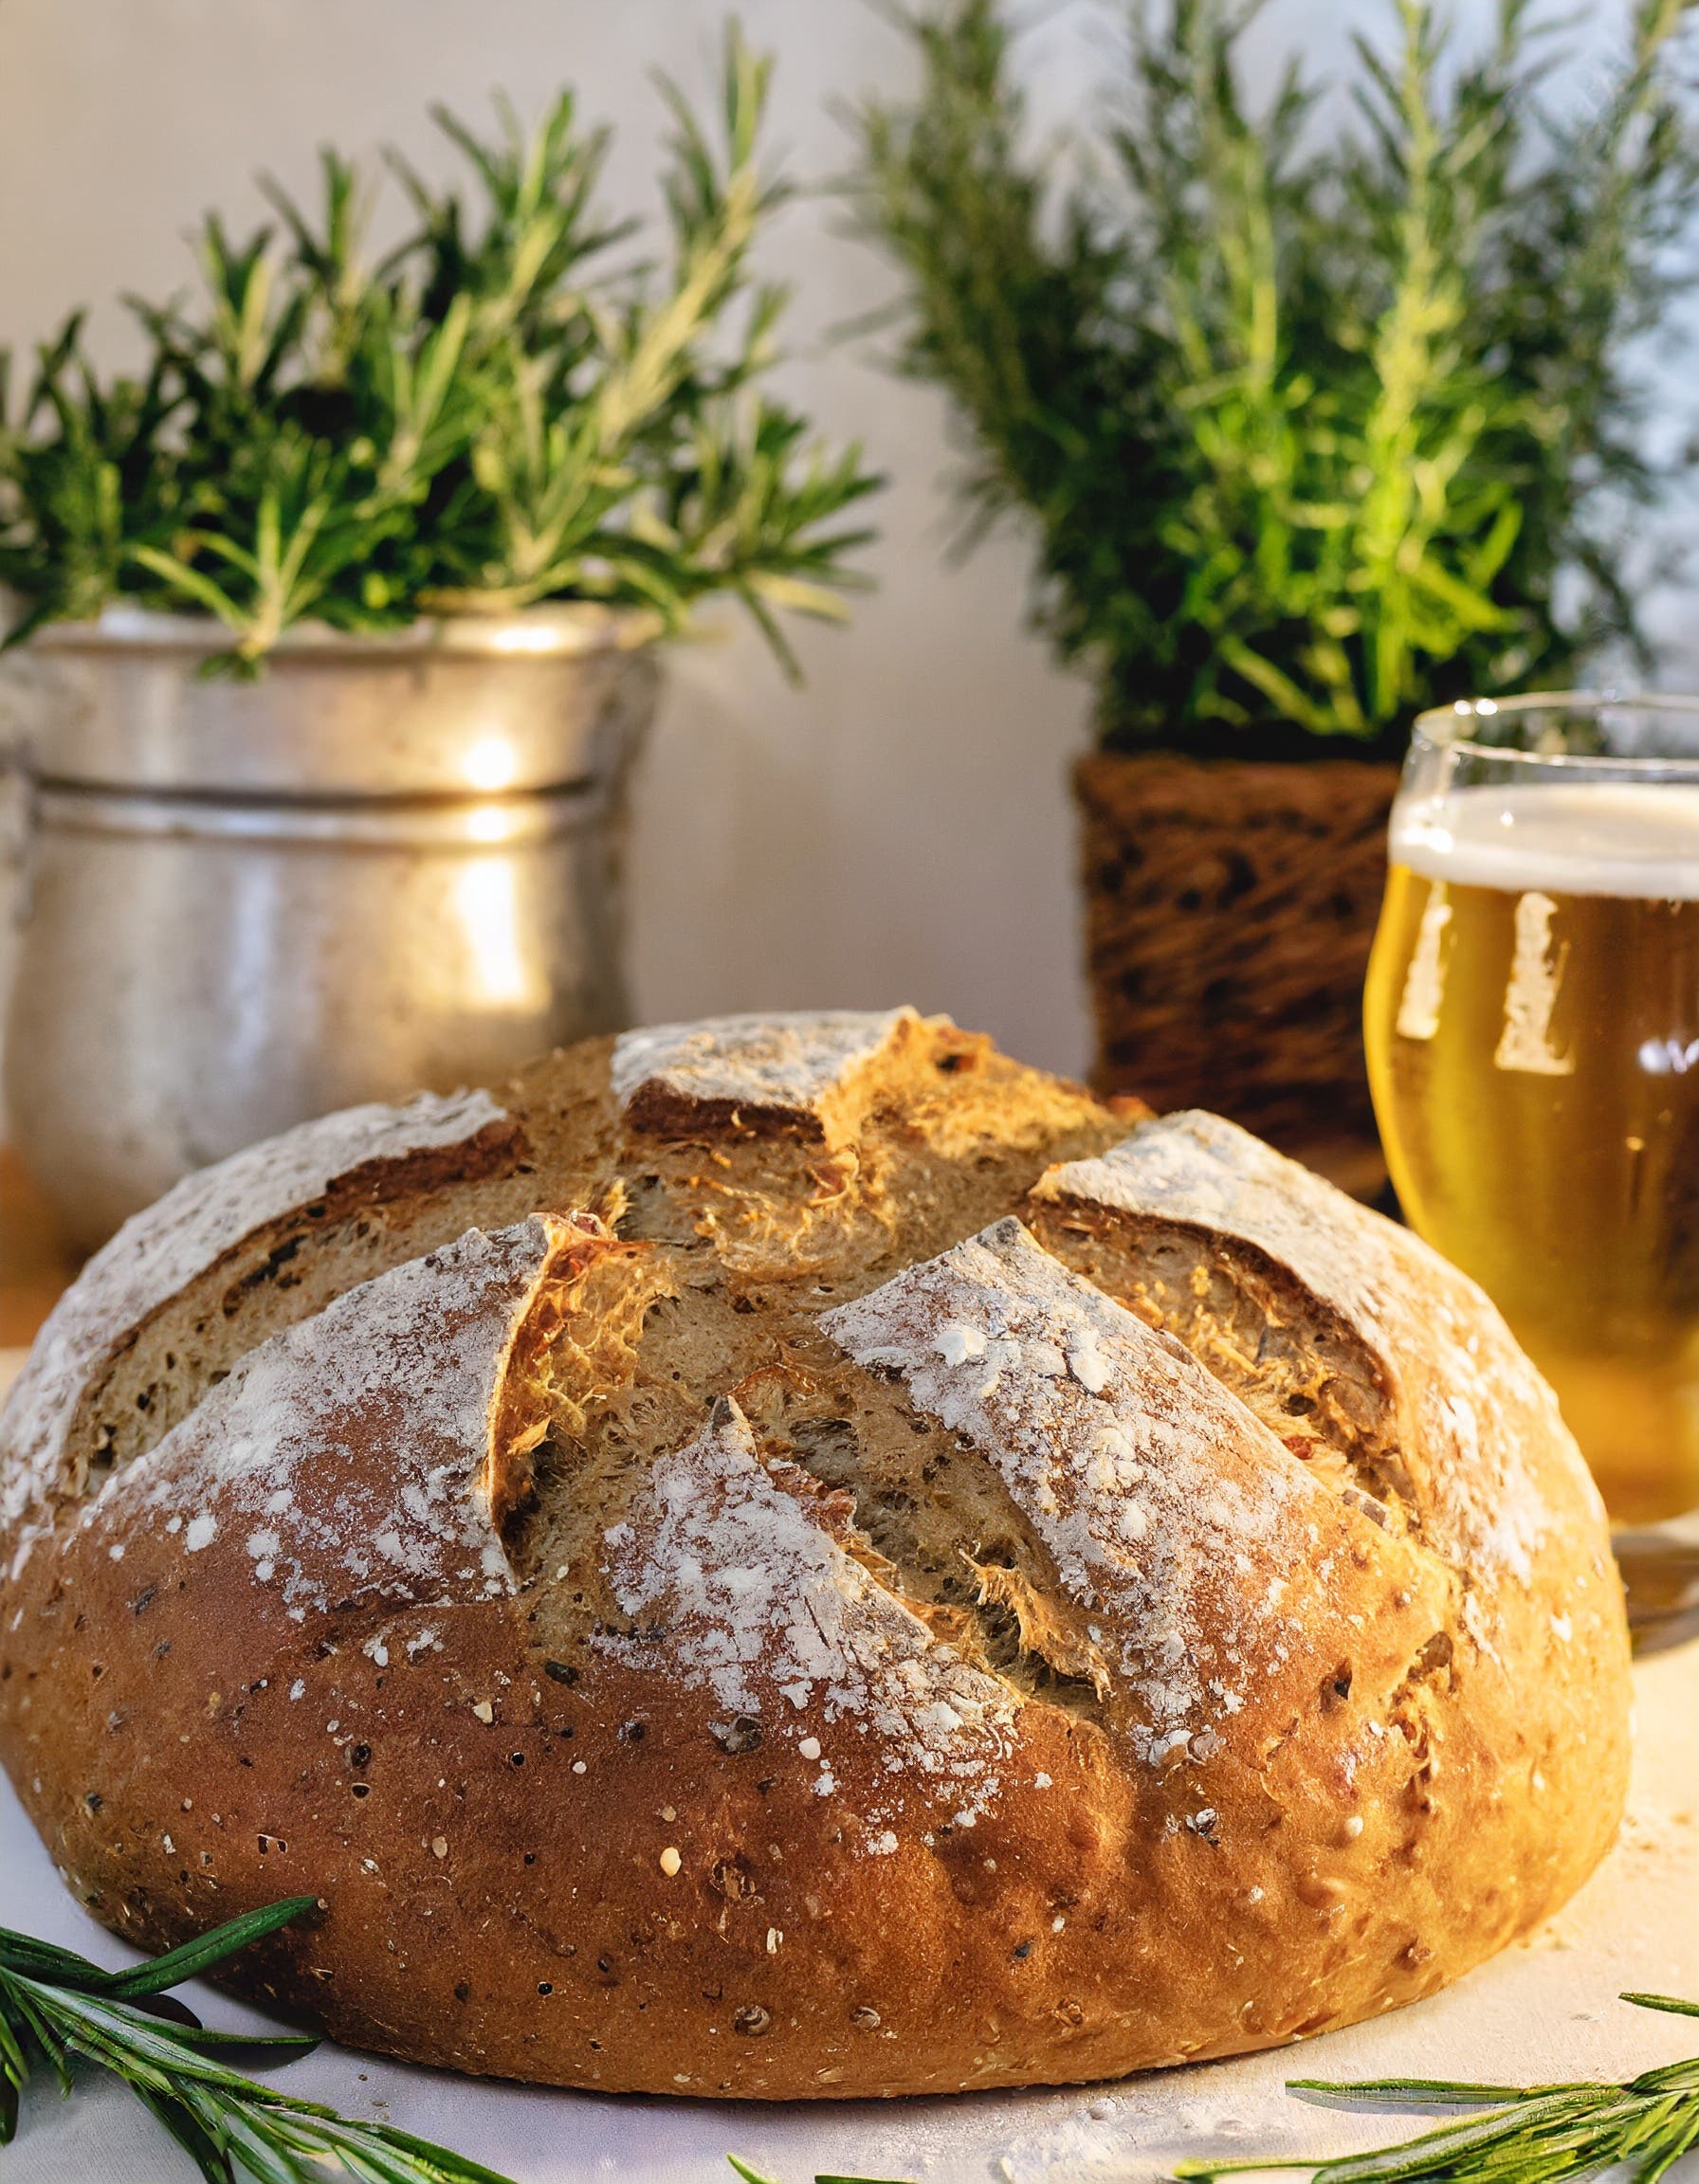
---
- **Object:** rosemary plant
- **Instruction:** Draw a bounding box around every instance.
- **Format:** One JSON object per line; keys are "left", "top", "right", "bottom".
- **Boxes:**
{"left": 856, "top": 0, "right": 1699, "bottom": 755}
{"left": 0, "top": 28, "right": 881, "bottom": 676}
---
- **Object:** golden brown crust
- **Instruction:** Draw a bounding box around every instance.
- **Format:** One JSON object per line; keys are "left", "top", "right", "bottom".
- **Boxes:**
{"left": 0, "top": 1014, "right": 1631, "bottom": 2099}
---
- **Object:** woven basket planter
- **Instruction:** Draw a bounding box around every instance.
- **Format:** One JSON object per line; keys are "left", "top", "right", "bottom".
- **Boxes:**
{"left": 1074, "top": 750, "right": 1399, "bottom": 1192}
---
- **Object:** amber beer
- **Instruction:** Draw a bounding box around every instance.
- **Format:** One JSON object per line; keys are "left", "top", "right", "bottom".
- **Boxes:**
{"left": 1365, "top": 778, "right": 1699, "bottom": 1524}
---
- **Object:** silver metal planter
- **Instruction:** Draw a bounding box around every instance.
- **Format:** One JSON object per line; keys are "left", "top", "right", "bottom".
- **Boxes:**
{"left": 0, "top": 607, "right": 660, "bottom": 1249}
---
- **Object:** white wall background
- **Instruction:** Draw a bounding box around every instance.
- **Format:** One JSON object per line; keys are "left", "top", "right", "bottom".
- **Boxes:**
{"left": 1, "top": 0, "right": 1694, "bottom": 1106}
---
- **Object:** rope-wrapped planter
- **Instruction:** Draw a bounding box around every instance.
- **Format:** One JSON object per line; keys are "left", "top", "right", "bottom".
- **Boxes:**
{"left": 1074, "top": 751, "right": 1398, "bottom": 1185}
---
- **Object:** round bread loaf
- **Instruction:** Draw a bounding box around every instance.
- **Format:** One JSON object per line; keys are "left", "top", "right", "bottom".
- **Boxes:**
{"left": 0, "top": 1010, "right": 1631, "bottom": 2099}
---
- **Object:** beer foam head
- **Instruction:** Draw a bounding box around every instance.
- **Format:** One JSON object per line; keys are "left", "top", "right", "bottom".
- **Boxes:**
{"left": 1391, "top": 782, "right": 1699, "bottom": 901}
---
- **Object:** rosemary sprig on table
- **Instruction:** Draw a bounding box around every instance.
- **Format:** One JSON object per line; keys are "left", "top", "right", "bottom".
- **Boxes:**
{"left": 1176, "top": 1993, "right": 1699, "bottom": 2184}
{"left": 0, "top": 1901, "right": 516, "bottom": 2183}
{"left": 729, "top": 1993, "right": 1699, "bottom": 2184}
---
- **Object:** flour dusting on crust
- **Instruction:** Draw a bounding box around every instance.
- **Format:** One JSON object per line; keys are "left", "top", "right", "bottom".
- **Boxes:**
{"left": 1035, "top": 1110, "right": 1416, "bottom": 1346}
{"left": 824, "top": 1218, "right": 1364, "bottom": 1764}
{"left": 0, "top": 1088, "right": 514, "bottom": 1531}
{"left": 596, "top": 1397, "right": 1017, "bottom": 1833}
{"left": 60, "top": 1219, "right": 561, "bottom": 1615}
{"left": 611, "top": 1010, "right": 917, "bottom": 1127}
{"left": 1033, "top": 1112, "right": 1559, "bottom": 1581}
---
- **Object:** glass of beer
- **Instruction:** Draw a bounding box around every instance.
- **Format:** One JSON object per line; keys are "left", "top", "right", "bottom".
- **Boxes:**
{"left": 1364, "top": 695, "right": 1699, "bottom": 1639}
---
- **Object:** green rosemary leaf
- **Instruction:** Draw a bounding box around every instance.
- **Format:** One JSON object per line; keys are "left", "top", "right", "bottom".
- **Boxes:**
{"left": 131, "top": 2081, "right": 241, "bottom": 2184}
{"left": 0, "top": 1991, "right": 30, "bottom": 2097}
{"left": 3, "top": 1975, "right": 73, "bottom": 2095}
{"left": 1633, "top": 2058, "right": 1699, "bottom": 2095}
{"left": 0, "top": 1926, "right": 114, "bottom": 1984}
{"left": 1624, "top": 1995, "right": 1699, "bottom": 2021}
{"left": 1284, "top": 2079, "right": 1600, "bottom": 2108}
{"left": 358, "top": 2120, "right": 532, "bottom": 2183}
{"left": 9, "top": 1975, "right": 285, "bottom": 2089}
{"left": 122, "top": 2023, "right": 317, "bottom": 2059}
{"left": 101, "top": 1898, "right": 320, "bottom": 1999}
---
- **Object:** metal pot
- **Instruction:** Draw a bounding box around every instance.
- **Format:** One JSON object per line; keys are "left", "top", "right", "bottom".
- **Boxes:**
{"left": 0, "top": 606, "right": 660, "bottom": 1249}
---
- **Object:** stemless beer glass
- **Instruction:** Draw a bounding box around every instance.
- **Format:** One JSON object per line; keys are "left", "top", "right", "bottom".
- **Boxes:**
{"left": 1364, "top": 696, "right": 1699, "bottom": 1624}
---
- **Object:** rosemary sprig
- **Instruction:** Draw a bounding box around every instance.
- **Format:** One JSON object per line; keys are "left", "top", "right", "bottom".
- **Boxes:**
{"left": 726, "top": 1993, "right": 1699, "bottom": 2184}
{"left": 0, "top": 1901, "right": 517, "bottom": 2184}
{"left": 1177, "top": 1993, "right": 1699, "bottom": 2184}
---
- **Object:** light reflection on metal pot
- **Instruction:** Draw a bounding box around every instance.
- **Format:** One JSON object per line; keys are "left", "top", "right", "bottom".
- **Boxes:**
{"left": 0, "top": 606, "right": 659, "bottom": 1250}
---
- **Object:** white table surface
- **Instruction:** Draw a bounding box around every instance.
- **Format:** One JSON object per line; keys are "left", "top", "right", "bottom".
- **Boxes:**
{"left": 2, "top": 1345, "right": 1696, "bottom": 2184}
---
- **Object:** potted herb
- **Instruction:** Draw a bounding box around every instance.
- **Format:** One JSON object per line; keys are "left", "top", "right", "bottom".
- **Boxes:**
{"left": 857, "top": 0, "right": 1696, "bottom": 1181}
{"left": 0, "top": 29, "right": 880, "bottom": 1247}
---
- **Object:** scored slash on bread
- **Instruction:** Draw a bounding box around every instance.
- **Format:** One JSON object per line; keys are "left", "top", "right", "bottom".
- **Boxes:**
{"left": 611, "top": 1008, "right": 923, "bottom": 1144}
{"left": 77, "top": 1218, "right": 594, "bottom": 1624}
{"left": 597, "top": 1395, "right": 1019, "bottom": 1837}
{"left": 1028, "top": 1111, "right": 1575, "bottom": 1579}
{"left": 822, "top": 1214, "right": 1435, "bottom": 1770}
{"left": 1, "top": 1088, "right": 527, "bottom": 1546}
{"left": 0, "top": 1011, "right": 1632, "bottom": 2101}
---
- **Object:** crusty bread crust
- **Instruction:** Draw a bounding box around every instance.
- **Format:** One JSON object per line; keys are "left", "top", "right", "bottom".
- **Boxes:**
{"left": 0, "top": 1013, "right": 1631, "bottom": 2098}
